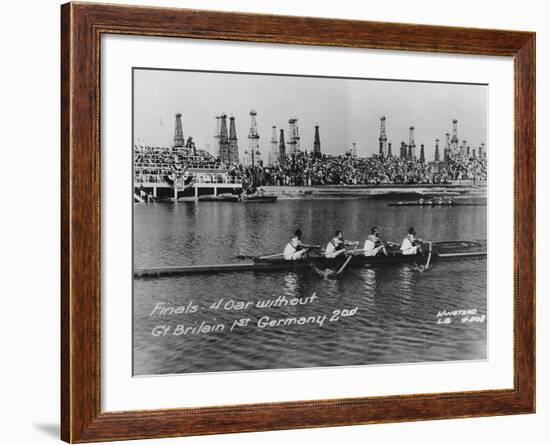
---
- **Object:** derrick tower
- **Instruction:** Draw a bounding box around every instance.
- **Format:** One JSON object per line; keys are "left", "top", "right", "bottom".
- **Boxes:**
{"left": 268, "top": 125, "right": 278, "bottom": 165}
{"left": 400, "top": 141, "right": 407, "bottom": 160}
{"left": 408, "top": 126, "right": 416, "bottom": 160}
{"left": 378, "top": 116, "right": 388, "bottom": 157}
{"left": 214, "top": 115, "right": 222, "bottom": 156}
{"left": 313, "top": 124, "right": 321, "bottom": 157}
{"left": 228, "top": 116, "right": 239, "bottom": 165}
{"left": 218, "top": 113, "right": 229, "bottom": 163}
{"left": 246, "top": 110, "right": 261, "bottom": 167}
{"left": 279, "top": 129, "right": 286, "bottom": 165}
{"left": 287, "top": 118, "right": 300, "bottom": 154}
{"left": 444, "top": 133, "right": 451, "bottom": 162}
{"left": 434, "top": 139, "right": 440, "bottom": 162}
{"left": 388, "top": 142, "right": 392, "bottom": 157}
{"left": 420, "top": 144, "right": 425, "bottom": 163}
{"left": 173, "top": 113, "right": 184, "bottom": 148}
{"left": 461, "top": 140, "right": 467, "bottom": 156}
{"left": 450, "top": 119, "right": 459, "bottom": 153}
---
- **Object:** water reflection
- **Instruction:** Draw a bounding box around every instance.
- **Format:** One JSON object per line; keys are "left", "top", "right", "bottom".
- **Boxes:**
{"left": 283, "top": 272, "right": 299, "bottom": 296}
{"left": 133, "top": 199, "right": 487, "bottom": 375}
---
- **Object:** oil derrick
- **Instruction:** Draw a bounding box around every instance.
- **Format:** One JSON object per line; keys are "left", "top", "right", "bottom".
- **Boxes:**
{"left": 173, "top": 113, "right": 184, "bottom": 148}
{"left": 480, "top": 142, "right": 486, "bottom": 158}
{"left": 388, "top": 142, "right": 392, "bottom": 157}
{"left": 420, "top": 144, "right": 426, "bottom": 164}
{"left": 294, "top": 119, "right": 301, "bottom": 152}
{"left": 444, "top": 133, "right": 451, "bottom": 162}
{"left": 351, "top": 142, "right": 357, "bottom": 157}
{"left": 279, "top": 129, "right": 286, "bottom": 165}
{"left": 218, "top": 113, "right": 229, "bottom": 164}
{"left": 450, "top": 119, "right": 459, "bottom": 153}
{"left": 400, "top": 141, "right": 407, "bottom": 160}
{"left": 434, "top": 139, "right": 440, "bottom": 162}
{"left": 313, "top": 124, "right": 321, "bottom": 157}
{"left": 214, "top": 115, "right": 222, "bottom": 157}
{"left": 408, "top": 126, "right": 416, "bottom": 160}
{"left": 287, "top": 118, "right": 300, "bottom": 155}
{"left": 473, "top": 148, "right": 477, "bottom": 158}
{"left": 268, "top": 125, "right": 278, "bottom": 166}
{"left": 378, "top": 116, "right": 388, "bottom": 157}
{"left": 228, "top": 116, "right": 239, "bottom": 165}
{"left": 461, "top": 140, "right": 467, "bottom": 156}
{"left": 246, "top": 110, "right": 261, "bottom": 167}
{"left": 466, "top": 146, "right": 471, "bottom": 157}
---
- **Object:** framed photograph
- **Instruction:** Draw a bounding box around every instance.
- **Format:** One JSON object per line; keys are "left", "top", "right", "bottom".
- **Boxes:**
{"left": 61, "top": 2, "right": 535, "bottom": 442}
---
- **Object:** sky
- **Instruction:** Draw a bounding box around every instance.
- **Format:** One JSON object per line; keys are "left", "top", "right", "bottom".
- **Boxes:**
{"left": 133, "top": 68, "right": 488, "bottom": 161}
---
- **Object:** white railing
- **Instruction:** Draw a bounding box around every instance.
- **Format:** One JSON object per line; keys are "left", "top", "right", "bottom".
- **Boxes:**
{"left": 134, "top": 172, "right": 242, "bottom": 186}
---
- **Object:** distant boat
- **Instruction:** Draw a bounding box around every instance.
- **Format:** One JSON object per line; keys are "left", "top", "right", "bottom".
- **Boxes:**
{"left": 389, "top": 200, "right": 454, "bottom": 207}
{"left": 241, "top": 194, "right": 278, "bottom": 203}
{"left": 388, "top": 198, "right": 487, "bottom": 207}
{"left": 198, "top": 194, "right": 239, "bottom": 202}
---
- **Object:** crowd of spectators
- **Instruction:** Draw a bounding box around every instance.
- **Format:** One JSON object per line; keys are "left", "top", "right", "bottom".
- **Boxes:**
{"left": 134, "top": 143, "right": 220, "bottom": 184}
{"left": 134, "top": 144, "right": 487, "bottom": 188}
{"left": 240, "top": 152, "right": 487, "bottom": 187}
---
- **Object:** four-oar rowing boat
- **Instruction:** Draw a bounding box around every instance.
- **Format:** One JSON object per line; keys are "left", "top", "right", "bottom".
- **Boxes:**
{"left": 134, "top": 240, "right": 486, "bottom": 278}
{"left": 388, "top": 201, "right": 486, "bottom": 207}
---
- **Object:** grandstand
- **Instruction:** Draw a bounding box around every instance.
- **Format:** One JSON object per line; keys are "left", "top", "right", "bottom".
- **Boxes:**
{"left": 242, "top": 152, "right": 487, "bottom": 187}
{"left": 134, "top": 145, "right": 242, "bottom": 201}
{"left": 133, "top": 144, "right": 486, "bottom": 202}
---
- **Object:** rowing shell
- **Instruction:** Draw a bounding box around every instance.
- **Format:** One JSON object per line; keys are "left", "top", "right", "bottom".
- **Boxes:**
{"left": 134, "top": 241, "right": 486, "bottom": 278}
{"left": 388, "top": 202, "right": 486, "bottom": 207}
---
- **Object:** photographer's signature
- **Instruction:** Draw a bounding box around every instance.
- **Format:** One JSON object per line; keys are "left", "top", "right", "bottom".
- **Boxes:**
{"left": 436, "top": 308, "right": 486, "bottom": 325}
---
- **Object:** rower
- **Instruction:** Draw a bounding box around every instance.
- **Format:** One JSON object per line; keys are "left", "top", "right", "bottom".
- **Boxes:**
{"left": 364, "top": 226, "right": 389, "bottom": 256}
{"left": 325, "top": 230, "right": 358, "bottom": 258}
{"left": 283, "top": 229, "right": 310, "bottom": 261}
{"left": 400, "top": 226, "right": 424, "bottom": 255}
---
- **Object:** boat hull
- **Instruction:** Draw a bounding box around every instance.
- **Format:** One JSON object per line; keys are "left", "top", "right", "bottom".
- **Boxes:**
{"left": 254, "top": 252, "right": 428, "bottom": 269}
{"left": 198, "top": 194, "right": 240, "bottom": 202}
{"left": 135, "top": 245, "right": 486, "bottom": 278}
{"left": 241, "top": 195, "right": 278, "bottom": 203}
{"left": 388, "top": 201, "right": 485, "bottom": 207}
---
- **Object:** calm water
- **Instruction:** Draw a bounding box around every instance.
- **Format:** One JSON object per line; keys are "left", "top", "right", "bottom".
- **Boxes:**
{"left": 133, "top": 198, "right": 487, "bottom": 375}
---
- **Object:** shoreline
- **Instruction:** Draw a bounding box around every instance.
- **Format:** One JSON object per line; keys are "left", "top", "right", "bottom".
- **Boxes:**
{"left": 257, "top": 183, "right": 487, "bottom": 200}
{"left": 135, "top": 182, "right": 488, "bottom": 203}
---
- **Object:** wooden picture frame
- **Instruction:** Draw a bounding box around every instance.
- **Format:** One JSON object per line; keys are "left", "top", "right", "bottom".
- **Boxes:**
{"left": 61, "top": 2, "right": 535, "bottom": 442}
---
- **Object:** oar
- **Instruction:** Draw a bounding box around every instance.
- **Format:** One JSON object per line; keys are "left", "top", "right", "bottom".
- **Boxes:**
{"left": 260, "top": 245, "right": 320, "bottom": 260}
{"left": 425, "top": 241, "right": 433, "bottom": 270}
{"left": 336, "top": 255, "right": 353, "bottom": 275}
{"left": 233, "top": 252, "right": 279, "bottom": 260}
{"left": 346, "top": 248, "right": 365, "bottom": 254}
{"left": 259, "top": 252, "right": 284, "bottom": 259}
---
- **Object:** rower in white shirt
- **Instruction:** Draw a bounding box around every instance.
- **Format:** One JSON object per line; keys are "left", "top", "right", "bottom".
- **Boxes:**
{"left": 400, "top": 226, "right": 424, "bottom": 255}
{"left": 283, "top": 229, "right": 311, "bottom": 261}
{"left": 364, "top": 226, "right": 389, "bottom": 256}
{"left": 325, "top": 230, "right": 358, "bottom": 258}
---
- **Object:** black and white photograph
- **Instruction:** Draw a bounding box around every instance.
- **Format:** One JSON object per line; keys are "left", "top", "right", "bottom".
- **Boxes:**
{"left": 132, "top": 68, "right": 488, "bottom": 376}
